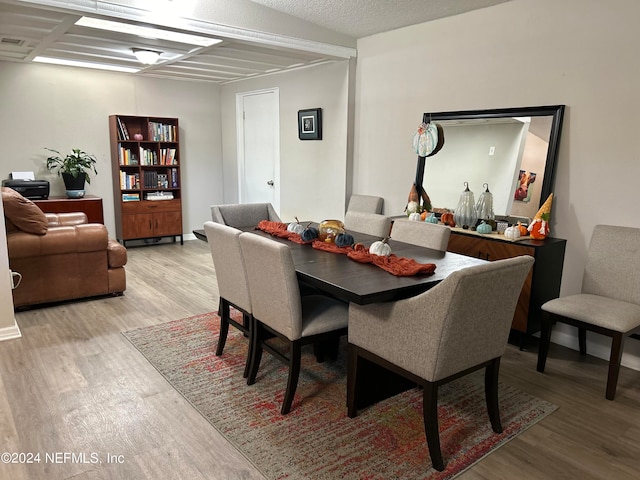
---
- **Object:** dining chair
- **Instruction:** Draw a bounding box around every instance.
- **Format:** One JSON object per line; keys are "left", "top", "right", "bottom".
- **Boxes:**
{"left": 347, "top": 255, "right": 534, "bottom": 471}
{"left": 390, "top": 219, "right": 451, "bottom": 251}
{"left": 239, "top": 232, "right": 349, "bottom": 414}
{"left": 343, "top": 210, "right": 392, "bottom": 238}
{"left": 347, "top": 194, "right": 384, "bottom": 214}
{"left": 537, "top": 224, "right": 640, "bottom": 400}
{"left": 211, "top": 202, "right": 281, "bottom": 228}
{"left": 203, "top": 221, "right": 253, "bottom": 378}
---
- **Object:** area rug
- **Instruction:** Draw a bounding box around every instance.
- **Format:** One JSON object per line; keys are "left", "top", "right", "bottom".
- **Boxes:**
{"left": 123, "top": 312, "right": 557, "bottom": 480}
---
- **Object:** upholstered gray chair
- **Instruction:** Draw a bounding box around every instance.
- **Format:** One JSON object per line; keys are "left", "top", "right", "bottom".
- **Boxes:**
{"left": 344, "top": 211, "right": 392, "bottom": 238}
{"left": 347, "top": 194, "right": 384, "bottom": 214}
{"left": 211, "top": 202, "right": 281, "bottom": 228}
{"left": 348, "top": 255, "right": 534, "bottom": 471}
{"left": 390, "top": 219, "right": 451, "bottom": 251}
{"left": 239, "top": 232, "right": 349, "bottom": 414}
{"left": 538, "top": 225, "right": 640, "bottom": 400}
{"left": 203, "top": 221, "right": 253, "bottom": 378}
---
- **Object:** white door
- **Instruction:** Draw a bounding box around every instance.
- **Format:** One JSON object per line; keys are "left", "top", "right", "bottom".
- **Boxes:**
{"left": 237, "top": 88, "right": 280, "bottom": 212}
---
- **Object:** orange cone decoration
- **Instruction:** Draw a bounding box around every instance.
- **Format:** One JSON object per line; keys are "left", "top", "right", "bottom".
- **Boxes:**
{"left": 528, "top": 193, "right": 553, "bottom": 239}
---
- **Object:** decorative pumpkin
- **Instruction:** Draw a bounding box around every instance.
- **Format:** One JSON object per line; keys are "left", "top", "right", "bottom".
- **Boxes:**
{"left": 504, "top": 225, "right": 521, "bottom": 240}
{"left": 408, "top": 212, "right": 422, "bottom": 222}
{"left": 425, "top": 212, "right": 439, "bottom": 224}
{"left": 287, "top": 217, "right": 305, "bottom": 235}
{"left": 528, "top": 219, "right": 549, "bottom": 239}
{"left": 517, "top": 222, "right": 528, "bottom": 236}
{"left": 301, "top": 226, "right": 319, "bottom": 243}
{"left": 335, "top": 232, "right": 355, "bottom": 247}
{"left": 318, "top": 219, "right": 345, "bottom": 243}
{"left": 440, "top": 212, "right": 455, "bottom": 227}
{"left": 369, "top": 238, "right": 392, "bottom": 257}
{"left": 420, "top": 210, "right": 428, "bottom": 221}
{"left": 476, "top": 221, "right": 492, "bottom": 234}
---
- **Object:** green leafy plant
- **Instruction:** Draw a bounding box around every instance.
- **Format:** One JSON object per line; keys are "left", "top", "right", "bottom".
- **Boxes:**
{"left": 45, "top": 148, "right": 98, "bottom": 184}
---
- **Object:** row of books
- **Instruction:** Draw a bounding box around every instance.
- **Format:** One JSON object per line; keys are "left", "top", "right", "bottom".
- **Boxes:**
{"left": 119, "top": 146, "right": 178, "bottom": 166}
{"left": 142, "top": 171, "right": 178, "bottom": 189}
{"left": 116, "top": 117, "right": 131, "bottom": 141}
{"left": 120, "top": 171, "right": 140, "bottom": 190}
{"left": 149, "top": 122, "right": 177, "bottom": 142}
{"left": 122, "top": 193, "right": 140, "bottom": 202}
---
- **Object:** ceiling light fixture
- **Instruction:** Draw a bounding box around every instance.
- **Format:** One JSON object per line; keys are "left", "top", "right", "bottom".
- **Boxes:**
{"left": 76, "top": 17, "right": 222, "bottom": 47}
{"left": 33, "top": 56, "right": 140, "bottom": 73}
{"left": 132, "top": 48, "right": 162, "bottom": 65}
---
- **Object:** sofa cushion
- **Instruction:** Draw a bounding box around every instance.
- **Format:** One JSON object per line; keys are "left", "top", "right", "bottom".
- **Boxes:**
{"left": 2, "top": 187, "right": 48, "bottom": 235}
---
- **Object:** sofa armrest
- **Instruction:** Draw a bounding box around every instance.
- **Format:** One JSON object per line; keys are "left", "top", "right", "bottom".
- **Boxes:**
{"left": 107, "top": 239, "right": 127, "bottom": 268}
{"left": 45, "top": 212, "right": 88, "bottom": 227}
{"left": 7, "top": 223, "right": 108, "bottom": 259}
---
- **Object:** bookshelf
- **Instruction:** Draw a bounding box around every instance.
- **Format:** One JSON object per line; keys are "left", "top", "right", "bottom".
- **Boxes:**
{"left": 108, "top": 115, "right": 183, "bottom": 246}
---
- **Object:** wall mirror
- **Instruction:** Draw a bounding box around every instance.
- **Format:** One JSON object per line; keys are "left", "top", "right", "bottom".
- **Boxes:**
{"left": 421, "top": 105, "right": 564, "bottom": 222}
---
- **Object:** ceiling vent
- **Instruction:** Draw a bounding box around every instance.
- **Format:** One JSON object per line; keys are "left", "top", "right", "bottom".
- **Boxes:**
{"left": 1, "top": 37, "right": 26, "bottom": 46}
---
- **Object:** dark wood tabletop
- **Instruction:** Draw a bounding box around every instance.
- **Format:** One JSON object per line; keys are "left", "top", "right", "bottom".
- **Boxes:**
{"left": 246, "top": 226, "right": 487, "bottom": 305}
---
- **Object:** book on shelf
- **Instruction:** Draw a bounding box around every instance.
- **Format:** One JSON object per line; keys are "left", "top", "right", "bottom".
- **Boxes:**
{"left": 117, "top": 117, "right": 129, "bottom": 140}
{"left": 146, "top": 191, "right": 174, "bottom": 201}
{"left": 122, "top": 193, "right": 140, "bottom": 202}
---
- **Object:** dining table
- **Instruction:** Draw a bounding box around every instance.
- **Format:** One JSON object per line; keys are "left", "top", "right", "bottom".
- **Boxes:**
{"left": 197, "top": 222, "right": 489, "bottom": 408}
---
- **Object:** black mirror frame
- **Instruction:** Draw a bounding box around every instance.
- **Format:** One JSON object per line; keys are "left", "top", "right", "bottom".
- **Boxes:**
{"left": 422, "top": 105, "right": 565, "bottom": 211}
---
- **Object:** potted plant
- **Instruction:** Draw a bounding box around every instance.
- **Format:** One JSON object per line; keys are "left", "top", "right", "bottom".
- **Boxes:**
{"left": 45, "top": 148, "right": 98, "bottom": 198}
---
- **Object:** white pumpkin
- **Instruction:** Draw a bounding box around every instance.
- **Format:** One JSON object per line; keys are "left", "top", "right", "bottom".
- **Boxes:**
{"left": 504, "top": 225, "right": 521, "bottom": 240}
{"left": 287, "top": 217, "right": 305, "bottom": 234}
{"left": 370, "top": 238, "right": 392, "bottom": 256}
{"left": 408, "top": 212, "right": 422, "bottom": 222}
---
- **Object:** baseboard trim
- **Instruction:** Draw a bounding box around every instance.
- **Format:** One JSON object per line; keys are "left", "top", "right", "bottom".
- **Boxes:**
{"left": 0, "top": 321, "right": 22, "bottom": 342}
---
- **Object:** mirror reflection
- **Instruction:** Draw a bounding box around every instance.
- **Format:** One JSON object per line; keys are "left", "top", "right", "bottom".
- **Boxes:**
{"left": 422, "top": 105, "right": 564, "bottom": 222}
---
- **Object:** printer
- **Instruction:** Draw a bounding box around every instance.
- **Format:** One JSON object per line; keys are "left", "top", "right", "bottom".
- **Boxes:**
{"left": 2, "top": 178, "right": 50, "bottom": 199}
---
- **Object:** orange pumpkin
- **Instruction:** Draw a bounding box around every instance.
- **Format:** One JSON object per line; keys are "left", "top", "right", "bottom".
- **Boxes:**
{"left": 517, "top": 222, "right": 528, "bottom": 236}
{"left": 440, "top": 212, "right": 455, "bottom": 227}
{"left": 420, "top": 210, "right": 428, "bottom": 221}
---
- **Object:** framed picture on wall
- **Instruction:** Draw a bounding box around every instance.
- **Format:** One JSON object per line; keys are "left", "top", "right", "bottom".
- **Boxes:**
{"left": 298, "top": 108, "right": 322, "bottom": 140}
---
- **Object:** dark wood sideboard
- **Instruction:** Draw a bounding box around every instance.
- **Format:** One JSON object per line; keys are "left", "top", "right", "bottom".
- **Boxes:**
{"left": 447, "top": 229, "right": 566, "bottom": 337}
{"left": 34, "top": 195, "right": 104, "bottom": 224}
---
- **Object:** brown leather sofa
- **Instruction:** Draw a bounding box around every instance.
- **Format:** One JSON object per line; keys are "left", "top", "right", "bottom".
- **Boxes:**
{"left": 3, "top": 187, "right": 127, "bottom": 308}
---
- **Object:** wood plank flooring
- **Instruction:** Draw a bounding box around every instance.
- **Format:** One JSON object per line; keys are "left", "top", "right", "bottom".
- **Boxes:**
{"left": 1, "top": 239, "right": 639, "bottom": 480}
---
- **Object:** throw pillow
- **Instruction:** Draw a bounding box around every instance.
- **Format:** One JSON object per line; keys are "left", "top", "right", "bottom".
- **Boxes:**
{"left": 1, "top": 187, "right": 48, "bottom": 235}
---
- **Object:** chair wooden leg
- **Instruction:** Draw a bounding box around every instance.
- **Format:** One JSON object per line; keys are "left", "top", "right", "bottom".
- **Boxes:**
{"left": 242, "top": 313, "right": 252, "bottom": 379}
{"left": 578, "top": 327, "right": 587, "bottom": 355}
{"left": 282, "top": 342, "right": 302, "bottom": 414}
{"left": 247, "top": 318, "right": 263, "bottom": 386}
{"left": 485, "top": 358, "right": 503, "bottom": 433}
{"left": 537, "top": 312, "right": 553, "bottom": 373}
{"left": 347, "top": 343, "right": 359, "bottom": 418}
{"left": 216, "top": 298, "right": 230, "bottom": 356}
{"left": 423, "top": 382, "right": 444, "bottom": 472}
{"left": 606, "top": 333, "right": 625, "bottom": 400}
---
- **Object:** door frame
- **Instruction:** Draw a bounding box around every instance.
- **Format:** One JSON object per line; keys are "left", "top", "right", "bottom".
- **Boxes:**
{"left": 235, "top": 87, "right": 280, "bottom": 212}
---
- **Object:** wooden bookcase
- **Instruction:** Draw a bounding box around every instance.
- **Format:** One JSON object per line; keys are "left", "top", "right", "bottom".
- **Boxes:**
{"left": 108, "top": 115, "right": 183, "bottom": 246}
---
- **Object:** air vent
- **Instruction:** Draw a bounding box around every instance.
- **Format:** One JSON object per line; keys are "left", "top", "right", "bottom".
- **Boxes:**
{"left": 1, "top": 37, "right": 25, "bottom": 46}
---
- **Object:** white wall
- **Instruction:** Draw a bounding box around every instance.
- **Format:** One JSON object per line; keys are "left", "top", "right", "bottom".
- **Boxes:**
{"left": 0, "top": 62, "right": 223, "bottom": 237}
{"left": 220, "top": 61, "right": 352, "bottom": 223}
{"left": 353, "top": 0, "right": 640, "bottom": 369}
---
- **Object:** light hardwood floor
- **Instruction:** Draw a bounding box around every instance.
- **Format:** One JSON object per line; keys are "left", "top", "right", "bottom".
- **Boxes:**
{"left": 1, "top": 239, "right": 639, "bottom": 480}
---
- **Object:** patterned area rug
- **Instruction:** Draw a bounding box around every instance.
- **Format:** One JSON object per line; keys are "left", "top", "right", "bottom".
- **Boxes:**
{"left": 123, "top": 312, "right": 557, "bottom": 480}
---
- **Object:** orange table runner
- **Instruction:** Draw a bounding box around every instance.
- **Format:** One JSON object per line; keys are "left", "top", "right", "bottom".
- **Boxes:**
{"left": 256, "top": 220, "right": 436, "bottom": 277}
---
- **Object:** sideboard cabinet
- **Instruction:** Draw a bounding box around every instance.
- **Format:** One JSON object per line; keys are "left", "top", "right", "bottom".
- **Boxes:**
{"left": 447, "top": 230, "right": 566, "bottom": 335}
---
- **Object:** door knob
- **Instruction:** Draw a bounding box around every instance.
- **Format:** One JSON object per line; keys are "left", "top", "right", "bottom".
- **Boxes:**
{"left": 267, "top": 180, "right": 274, "bottom": 186}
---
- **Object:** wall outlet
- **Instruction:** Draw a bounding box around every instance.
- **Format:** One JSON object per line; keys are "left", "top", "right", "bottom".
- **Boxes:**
{"left": 489, "top": 146, "right": 495, "bottom": 156}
